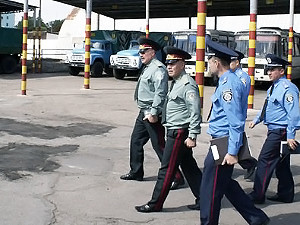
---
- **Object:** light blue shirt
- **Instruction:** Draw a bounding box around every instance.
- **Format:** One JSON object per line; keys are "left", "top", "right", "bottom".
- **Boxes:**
{"left": 208, "top": 70, "right": 246, "bottom": 155}
{"left": 252, "top": 76, "right": 300, "bottom": 139}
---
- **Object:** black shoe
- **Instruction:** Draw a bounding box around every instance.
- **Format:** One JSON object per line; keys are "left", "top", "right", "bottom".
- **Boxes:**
{"left": 187, "top": 203, "right": 200, "bottom": 210}
{"left": 267, "top": 194, "right": 293, "bottom": 203}
{"left": 248, "top": 193, "right": 265, "bottom": 205}
{"left": 170, "top": 179, "right": 185, "bottom": 190}
{"left": 256, "top": 218, "right": 270, "bottom": 225}
{"left": 120, "top": 172, "right": 143, "bottom": 181}
{"left": 135, "top": 204, "right": 160, "bottom": 213}
{"left": 244, "top": 165, "right": 256, "bottom": 180}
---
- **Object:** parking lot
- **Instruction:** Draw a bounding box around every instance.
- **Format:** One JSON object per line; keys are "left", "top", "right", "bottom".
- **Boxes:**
{"left": 0, "top": 72, "right": 299, "bottom": 225}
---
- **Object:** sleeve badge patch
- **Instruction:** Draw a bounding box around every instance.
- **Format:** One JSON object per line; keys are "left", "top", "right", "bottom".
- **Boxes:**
{"left": 222, "top": 90, "right": 233, "bottom": 102}
{"left": 286, "top": 94, "right": 294, "bottom": 103}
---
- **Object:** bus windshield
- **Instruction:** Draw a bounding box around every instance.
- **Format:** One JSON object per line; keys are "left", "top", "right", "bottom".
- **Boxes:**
{"left": 175, "top": 34, "right": 196, "bottom": 56}
{"left": 235, "top": 35, "right": 280, "bottom": 58}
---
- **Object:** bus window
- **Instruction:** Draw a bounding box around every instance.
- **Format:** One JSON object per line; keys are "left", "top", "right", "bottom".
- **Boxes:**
{"left": 188, "top": 34, "right": 196, "bottom": 56}
{"left": 175, "top": 35, "right": 188, "bottom": 52}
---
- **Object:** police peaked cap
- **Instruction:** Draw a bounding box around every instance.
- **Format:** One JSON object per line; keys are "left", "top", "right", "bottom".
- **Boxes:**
{"left": 265, "top": 54, "right": 289, "bottom": 68}
{"left": 164, "top": 46, "right": 191, "bottom": 64}
{"left": 231, "top": 50, "right": 245, "bottom": 61}
{"left": 138, "top": 38, "right": 161, "bottom": 51}
{"left": 206, "top": 37, "right": 238, "bottom": 61}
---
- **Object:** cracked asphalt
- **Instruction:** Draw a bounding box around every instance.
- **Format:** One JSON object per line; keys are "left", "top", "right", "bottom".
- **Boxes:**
{"left": 0, "top": 72, "right": 299, "bottom": 225}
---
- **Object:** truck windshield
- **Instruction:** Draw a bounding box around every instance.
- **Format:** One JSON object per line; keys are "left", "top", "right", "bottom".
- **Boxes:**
{"left": 129, "top": 41, "right": 139, "bottom": 50}
{"left": 235, "top": 35, "right": 280, "bottom": 58}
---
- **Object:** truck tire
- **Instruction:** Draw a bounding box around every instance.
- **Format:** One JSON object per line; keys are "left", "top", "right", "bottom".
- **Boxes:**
{"left": 69, "top": 66, "right": 80, "bottom": 76}
{"left": 91, "top": 61, "right": 103, "bottom": 77}
{"left": 113, "top": 69, "right": 126, "bottom": 80}
{"left": 1, "top": 55, "right": 17, "bottom": 74}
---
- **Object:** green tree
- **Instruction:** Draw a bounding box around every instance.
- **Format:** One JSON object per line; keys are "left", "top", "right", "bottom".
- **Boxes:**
{"left": 15, "top": 16, "right": 48, "bottom": 31}
{"left": 46, "top": 19, "right": 65, "bottom": 34}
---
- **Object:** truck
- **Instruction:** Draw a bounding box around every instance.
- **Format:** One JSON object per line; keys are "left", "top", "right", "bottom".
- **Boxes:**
{"left": 110, "top": 32, "right": 175, "bottom": 79}
{"left": 235, "top": 27, "right": 300, "bottom": 82}
{"left": 173, "top": 29, "right": 236, "bottom": 85}
{"left": 0, "top": 27, "right": 22, "bottom": 74}
{"left": 68, "top": 30, "right": 143, "bottom": 77}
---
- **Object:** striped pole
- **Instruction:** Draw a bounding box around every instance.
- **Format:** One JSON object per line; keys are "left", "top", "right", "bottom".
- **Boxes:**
{"left": 38, "top": 0, "right": 42, "bottom": 73}
{"left": 84, "top": 0, "right": 92, "bottom": 89}
{"left": 287, "top": 0, "right": 295, "bottom": 80}
{"left": 248, "top": 0, "right": 257, "bottom": 109}
{"left": 32, "top": 8, "right": 36, "bottom": 73}
{"left": 196, "top": 0, "right": 206, "bottom": 115}
{"left": 21, "top": 0, "right": 28, "bottom": 95}
{"left": 146, "top": 0, "right": 149, "bottom": 38}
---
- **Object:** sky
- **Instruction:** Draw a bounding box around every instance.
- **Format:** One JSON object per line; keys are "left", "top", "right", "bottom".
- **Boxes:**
{"left": 13, "top": 0, "right": 300, "bottom": 33}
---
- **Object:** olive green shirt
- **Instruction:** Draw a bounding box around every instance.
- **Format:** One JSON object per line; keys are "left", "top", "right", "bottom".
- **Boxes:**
{"left": 135, "top": 58, "right": 168, "bottom": 115}
{"left": 164, "top": 71, "right": 202, "bottom": 139}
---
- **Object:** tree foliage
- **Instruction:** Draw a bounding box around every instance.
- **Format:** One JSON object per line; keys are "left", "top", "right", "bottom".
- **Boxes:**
{"left": 15, "top": 17, "right": 64, "bottom": 33}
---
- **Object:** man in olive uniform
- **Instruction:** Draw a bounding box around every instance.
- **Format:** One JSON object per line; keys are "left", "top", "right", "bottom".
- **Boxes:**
{"left": 120, "top": 38, "right": 184, "bottom": 189}
{"left": 135, "top": 46, "right": 202, "bottom": 213}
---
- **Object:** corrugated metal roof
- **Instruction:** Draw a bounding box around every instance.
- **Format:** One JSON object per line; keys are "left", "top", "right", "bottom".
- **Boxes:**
{"left": 54, "top": 0, "right": 299, "bottom": 19}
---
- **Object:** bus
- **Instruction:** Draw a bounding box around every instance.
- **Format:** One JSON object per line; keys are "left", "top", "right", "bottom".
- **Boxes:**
{"left": 235, "top": 27, "right": 300, "bottom": 82}
{"left": 173, "top": 29, "right": 235, "bottom": 84}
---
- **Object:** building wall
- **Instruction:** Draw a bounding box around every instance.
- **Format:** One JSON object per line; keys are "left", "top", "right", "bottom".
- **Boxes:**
{"left": 0, "top": 13, "right": 15, "bottom": 28}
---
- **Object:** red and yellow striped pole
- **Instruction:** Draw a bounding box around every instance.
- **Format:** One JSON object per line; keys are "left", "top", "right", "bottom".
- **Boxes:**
{"left": 21, "top": 0, "right": 28, "bottom": 95}
{"left": 84, "top": 0, "right": 92, "bottom": 89}
{"left": 32, "top": 8, "right": 36, "bottom": 73}
{"left": 287, "top": 0, "right": 295, "bottom": 80}
{"left": 248, "top": 0, "right": 257, "bottom": 109}
{"left": 196, "top": 0, "right": 206, "bottom": 115}
{"left": 146, "top": 0, "right": 149, "bottom": 38}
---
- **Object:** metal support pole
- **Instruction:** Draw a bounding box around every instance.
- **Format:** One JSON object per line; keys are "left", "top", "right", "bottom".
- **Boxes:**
{"left": 21, "top": 0, "right": 28, "bottom": 95}
{"left": 84, "top": 0, "right": 92, "bottom": 89}
{"left": 214, "top": 16, "right": 217, "bottom": 30}
{"left": 146, "top": 0, "right": 149, "bottom": 38}
{"left": 248, "top": 0, "right": 257, "bottom": 109}
{"left": 97, "top": 13, "right": 100, "bottom": 30}
{"left": 196, "top": 0, "right": 207, "bottom": 115}
{"left": 38, "top": 0, "right": 42, "bottom": 73}
{"left": 287, "top": 0, "right": 295, "bottom": 80}
{"left": 32, "top": 8, "right": 36, "bottom": 73}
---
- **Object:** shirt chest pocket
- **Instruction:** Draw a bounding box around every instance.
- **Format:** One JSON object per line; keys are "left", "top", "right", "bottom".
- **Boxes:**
{"left": 269, "top": 96, "right": 281, "bottom": 108}
{"left": 168, "top": 91, "right": 182, "bottom": 104}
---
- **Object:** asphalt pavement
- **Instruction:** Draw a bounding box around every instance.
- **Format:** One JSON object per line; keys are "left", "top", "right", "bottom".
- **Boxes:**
{"left": 0, "top": 72, "right": 299, "bottom": 225}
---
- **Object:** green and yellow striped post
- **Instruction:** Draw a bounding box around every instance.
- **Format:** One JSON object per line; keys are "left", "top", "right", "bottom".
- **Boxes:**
{"left": 287, "top": 0, "right": 295, "bottom": 81}
{"left": 196, "top": 0, "right": 206, "bottom": 115}
{"left": 84, "top": 0, "right": 92, "bottom": 89}
{"left": 21, "top": 0, "right": 28, "bottom": 95}
{"left": 248, "top": 0, "right": 257, "bottom": 109}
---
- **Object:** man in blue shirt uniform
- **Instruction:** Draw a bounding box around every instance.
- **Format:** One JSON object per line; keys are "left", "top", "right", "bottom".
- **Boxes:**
{"left": 230, "top": 50, "right": 258, "bottom": 180}
{"left": 200, "top": 38, "right": 269, "bottom": 225}
{"left": 120, "top": 38, "right": 184, "bottom": 189}
{"left": 248, "top": 54, "right": 300, "bottom": 204}
{"left": 135, "top": 47, "right": 202, "bottom": 213}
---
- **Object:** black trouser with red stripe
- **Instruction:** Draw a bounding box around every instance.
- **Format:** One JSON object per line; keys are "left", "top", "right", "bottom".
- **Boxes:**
{"left": 147, "top": 128, "right": 202, "bottom": 211}
{"left": 129, "top": 111, "right": 183, "bottom": 181}
{"left": 200, "top": 147, "right": 268, "bottom": 225}
{"left": 251, "top": 128, "right": 294, "bottom": 202}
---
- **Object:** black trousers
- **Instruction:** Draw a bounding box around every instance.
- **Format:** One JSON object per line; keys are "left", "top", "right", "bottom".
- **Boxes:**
{"left": 148, "top": 128, "right": 202, "bottom": 211}
{"left": 200, "top": 148, "right": 268, "bottom": 225}
{"left": 129, "top": 111, "right": 183, "bottom": 181}
{"left": 251, "top": 128, "right": 294, "bottom": 202}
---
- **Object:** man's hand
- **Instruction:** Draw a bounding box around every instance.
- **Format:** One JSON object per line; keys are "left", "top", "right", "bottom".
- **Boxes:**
{"left": 222, "top": 153, "right": 238, "bottom": 165}
{"left": 184, "top": 138, "right": 196, "bottom": 148}
{"left": 287, "top": 139, "right": 299, "bottom": 150}
{"left": 143, "top": 114, "right": 158, "bottom": 123}
{"left": 249, "top": 121, "right": 256, "bottom": 129}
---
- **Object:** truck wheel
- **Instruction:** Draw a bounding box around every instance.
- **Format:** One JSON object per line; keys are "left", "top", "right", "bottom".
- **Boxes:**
{"left": 69, "top": 66, "right": 80, "bottom": 76}
{"left": 91, "top": 61, "right": 103, "bottom": 77}
{"left": 113, "top": 69, "right": 126, "bottom": 79}
{"left": 1, "top": 55, "right": 17, "bottom": 74}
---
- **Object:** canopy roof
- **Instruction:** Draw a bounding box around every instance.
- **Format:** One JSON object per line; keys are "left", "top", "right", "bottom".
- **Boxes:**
{"left": 55, "top": 0, "right": 300, "bottom": 19}
{"left": 0, "top": 0, "right": 36, "bottom": 14}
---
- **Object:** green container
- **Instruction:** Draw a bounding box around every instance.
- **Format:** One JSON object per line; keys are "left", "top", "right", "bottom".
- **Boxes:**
{"left": 0, "top": 27, "right": 22, "bottom": 55}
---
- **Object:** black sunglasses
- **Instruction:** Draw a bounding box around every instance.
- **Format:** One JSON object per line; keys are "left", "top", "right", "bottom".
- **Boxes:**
{"left": 139, "top": 48, "right": 151, "bottom": 54}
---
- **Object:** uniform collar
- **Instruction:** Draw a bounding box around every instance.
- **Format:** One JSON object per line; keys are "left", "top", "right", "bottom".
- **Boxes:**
{"left": 173, "top": 71, "right": 186, "bottom": 81}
